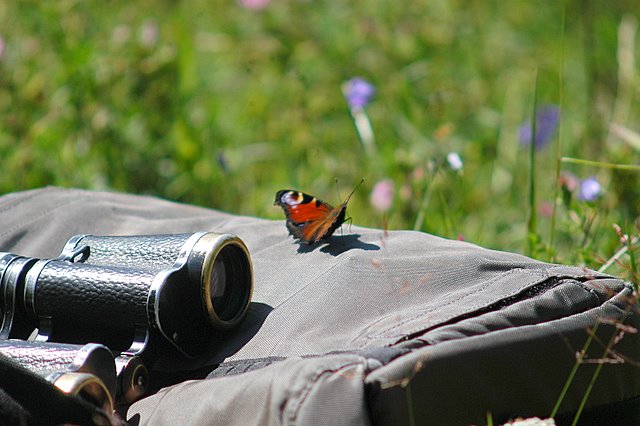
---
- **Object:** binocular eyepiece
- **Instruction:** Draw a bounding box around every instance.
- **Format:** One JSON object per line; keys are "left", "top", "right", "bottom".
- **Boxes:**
{"left": 0, "top": 232, "right": 253, "bottom": 361}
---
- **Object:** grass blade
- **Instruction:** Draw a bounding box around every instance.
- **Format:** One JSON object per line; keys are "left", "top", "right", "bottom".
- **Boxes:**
{"left": 549, "top": 321, "right": 599, "bottom": 418}
{"left": 526, "top": 70, "right": 539, "bottom": 257}
{"left": 560, "top": 157, "right": 640, "bottom": 172}
{"left": 548, "top": 1, "right": 566, "bottom": 261}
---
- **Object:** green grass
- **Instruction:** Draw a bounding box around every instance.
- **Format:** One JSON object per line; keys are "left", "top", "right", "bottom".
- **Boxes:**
{"left": 1, "top": 0, "right": 639, "bottom": 278}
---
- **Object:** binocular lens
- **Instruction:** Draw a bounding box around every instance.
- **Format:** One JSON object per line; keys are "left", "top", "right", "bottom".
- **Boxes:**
{"left": 209, "top": 244, "right": 252, "bottom": 323}
{"left": 210, "top": 257, "right": 227, "bottom": 314}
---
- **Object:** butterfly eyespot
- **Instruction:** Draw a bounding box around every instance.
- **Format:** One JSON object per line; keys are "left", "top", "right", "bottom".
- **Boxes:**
{"left": 278, "top": 191, "right": 300, "bottom": 205}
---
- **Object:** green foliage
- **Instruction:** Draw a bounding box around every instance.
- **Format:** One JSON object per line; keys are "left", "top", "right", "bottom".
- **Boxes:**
{"left": 0, "top": 0, "right": 639, "bottom": 274}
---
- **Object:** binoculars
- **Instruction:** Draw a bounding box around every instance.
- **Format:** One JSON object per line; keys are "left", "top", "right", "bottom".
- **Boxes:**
{"left": 0, "top": 232, "right": 253, "bottom": 408}
{"left": 0, "top": 340, "right": 122, "bottom": 414}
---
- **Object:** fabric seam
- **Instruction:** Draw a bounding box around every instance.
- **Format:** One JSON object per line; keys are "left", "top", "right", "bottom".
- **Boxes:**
{"left": 0, "top": 189, "right": 45, "bottom": 215}
{"left": 360, "top": 268, "right": 547, "bottom": 343}
{"left": 0, "top": 194, "right": 86, "bottom": 240}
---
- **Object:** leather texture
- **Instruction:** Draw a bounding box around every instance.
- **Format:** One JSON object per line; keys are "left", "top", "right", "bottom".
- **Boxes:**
{"left": 71, "top": 234, "right": 192, "bottom": 271}
{"left": 0, "top": 340, "right": 115, "bottom": 388}
{"left": 34, "top": 261, "right": 152, "bottom": 331}
{"left": 0, "top": 340, "right": 85, "bottom": 376}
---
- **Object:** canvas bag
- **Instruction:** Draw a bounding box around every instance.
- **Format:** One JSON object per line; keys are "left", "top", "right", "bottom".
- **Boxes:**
{"left": 0, "top": 187, "right": 638, "bottom": 425}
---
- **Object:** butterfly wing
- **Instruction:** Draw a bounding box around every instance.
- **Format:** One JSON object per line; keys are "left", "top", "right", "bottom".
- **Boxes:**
{"left": 275, "top": 190, "right": 334, "bottom": 223}
{"left": 274, "top": 190, "right": 347, "bottom": 244}
{"left": 299, "top": 204, "right": 347, "bottom": 243}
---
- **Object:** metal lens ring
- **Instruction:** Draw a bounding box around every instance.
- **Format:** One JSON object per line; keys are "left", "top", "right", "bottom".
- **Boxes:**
{"left": 196, "top": 234, "right": 253, "bottom": 329}
{"left": 52, "top": 372, "right": 114, "bottom": 414}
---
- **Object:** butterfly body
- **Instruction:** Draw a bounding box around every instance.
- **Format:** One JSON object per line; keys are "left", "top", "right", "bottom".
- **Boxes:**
{"left": 274, "top": 189, "right": 349, "bottom": 244}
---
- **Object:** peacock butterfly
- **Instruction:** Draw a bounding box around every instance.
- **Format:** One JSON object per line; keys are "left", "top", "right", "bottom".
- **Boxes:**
{"left": 274, "top": 179, "right": 363, "bottom": 244}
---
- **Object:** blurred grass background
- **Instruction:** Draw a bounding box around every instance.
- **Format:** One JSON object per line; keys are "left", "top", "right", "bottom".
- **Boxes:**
{"left": 0, "top": 0, "right": 639, "bottom": 276}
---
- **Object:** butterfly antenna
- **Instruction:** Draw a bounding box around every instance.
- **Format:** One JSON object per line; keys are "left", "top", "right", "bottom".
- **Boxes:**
{"left": 343, "top": 178, "right": 365, "bottom": 203}
{"left": 334, "top": 177, "right": 342, "bottom": 202}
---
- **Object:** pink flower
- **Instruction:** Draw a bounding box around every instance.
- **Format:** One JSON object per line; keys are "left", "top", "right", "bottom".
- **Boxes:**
{"left": 370, "top": 179, "right": 395, "bottom": 213}
{"left": 538, "top": 201, "right": 554, "bottom": 218}
{"left": 559, "top": 172, "right": 579, "bottom": 192}
{"left": 239, "top": 0, "right": 270, "bottom": 10}
{"left": 139, "top": 20, "right": 159, "bottom": 47}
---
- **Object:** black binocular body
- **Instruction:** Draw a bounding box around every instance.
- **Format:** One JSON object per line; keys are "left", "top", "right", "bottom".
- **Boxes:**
{"left": 0, "top": 340, "right": 119, "bottom": 412}
{"left": 0, "top": 232, "right": 253, "bottom": 406}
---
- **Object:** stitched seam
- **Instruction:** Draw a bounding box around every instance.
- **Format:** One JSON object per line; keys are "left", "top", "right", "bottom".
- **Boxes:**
{"left": 351, "top": 270, "right": 549, "bottom": 350}
{"left": 0, "top": 189, "right": 50, "bottom": 215}
{"left": 273, "top": 259, "right": 344, "bottom": 310}
{"left": 0, "top": 195, "right": 86, "bottom": 240}
{"left": 372, "top": 269, "right": 543, "bottom": 337}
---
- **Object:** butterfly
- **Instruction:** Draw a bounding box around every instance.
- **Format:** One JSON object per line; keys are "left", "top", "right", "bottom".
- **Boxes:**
{"left": 274, "top": 179, "right": 363, "bottom": 244}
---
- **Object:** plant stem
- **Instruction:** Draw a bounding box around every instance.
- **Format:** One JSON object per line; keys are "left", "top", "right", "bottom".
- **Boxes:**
{"left": 548, "top": 1, "right": 566, "bottom": 262}
{"left": 413, "top": 173, "right": 434, "bottom": 231}
{"left": 437, "top": 188, "right": 454, "bottom": 238}
{"left": 571, "top": 322, "right": 619, "bottom": 426}
{"left": 598, "top": 235, "right": 639, "bottom": 274}
{"left": 560, "top": 157, "right": 640, "bottom": 172}
{"left": 405, "top": 382, "right": 416, "bottom": 426}
{"left": 628, "top": 246, "right": 638, "bottom": 289}
{"left": 526, "top": 70, "right": 539, "bottom": 257}
{"left": 486, "top": 411, "right": 494, "bottom": 426}
{"left": 351, "top": 106, "right": 376, "bottom": 156}
{"left": 625, "top": 233, "right": 639, "bottom": 289}
{"left": 550, "top": 321, "right": 599, "bottom": 418}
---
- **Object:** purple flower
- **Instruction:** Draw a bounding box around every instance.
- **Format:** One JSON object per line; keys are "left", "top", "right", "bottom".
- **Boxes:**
{"left": 578, "top": 176, "right": 602, "bottom": 201}
{"left": 370, "top": 179, "right": 394, "bottom": 213}
{"left": 0, "top": 36, "right": 5, "bottom": 60}
{"left": 519, "top": 105, "right": 560, "bottom": 149}
{"left": 342, "top": 77, "right": 375, "bottom": 109}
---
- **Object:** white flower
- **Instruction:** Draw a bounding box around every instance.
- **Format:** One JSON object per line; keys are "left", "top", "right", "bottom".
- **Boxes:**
{"left": 446, "top": 152, "right": 463, "bottom": 171}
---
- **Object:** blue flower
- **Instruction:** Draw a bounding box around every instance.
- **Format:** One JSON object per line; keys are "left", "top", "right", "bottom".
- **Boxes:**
{"left": 342, "top": 77, "right": 375, "bottom": 109}
{"left": 519, "top": 105, "right": 560, "bottom": 149}
{"left": 578, "top": 176, "right": 602, "bottom": 201}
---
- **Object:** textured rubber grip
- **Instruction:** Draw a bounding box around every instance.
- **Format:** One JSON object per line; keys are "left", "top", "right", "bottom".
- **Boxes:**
{"left": 68, "top": 234, "right": 196, "bottom": 271}
{"left": 0, "top": 340, "right": 116, "bottom": 397}
{"left": 29, "top": 261, "right": 152, "bottom": 330}
{"left": 0, "top": 340, "right": 88, "bottom": 376}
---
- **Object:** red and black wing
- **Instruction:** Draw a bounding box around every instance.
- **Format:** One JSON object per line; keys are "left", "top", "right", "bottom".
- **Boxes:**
{"left": 274, "top": 190, "right": 347, "bottom": 244}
